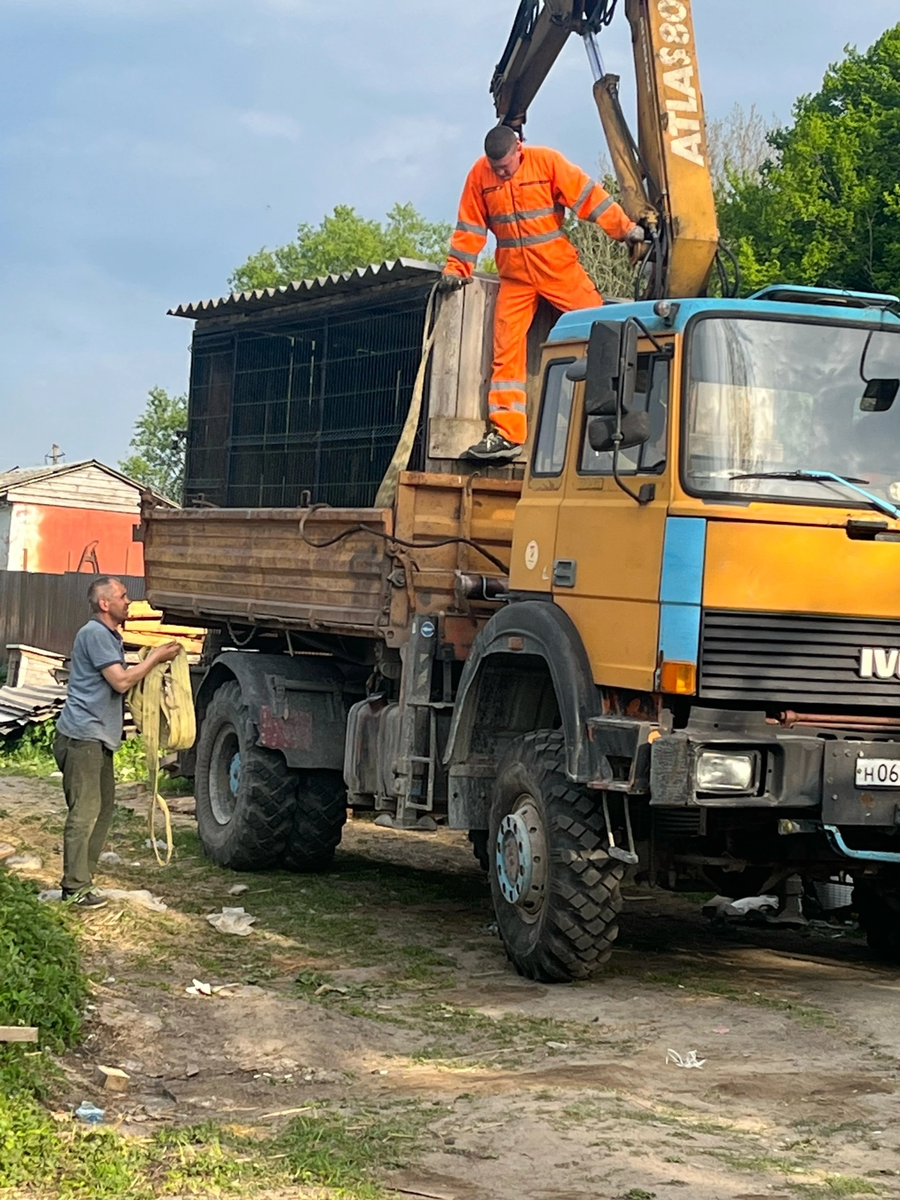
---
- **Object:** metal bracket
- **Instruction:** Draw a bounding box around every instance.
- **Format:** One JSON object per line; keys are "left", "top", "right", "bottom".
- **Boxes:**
{"left": 824, "top": 824, "right": 900, "bottom": 864}
{"left": 601, "top": 793, "right": 639, "bottom": 866}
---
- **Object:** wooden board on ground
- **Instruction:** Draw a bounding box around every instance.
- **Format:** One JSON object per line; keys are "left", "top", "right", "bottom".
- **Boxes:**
{"left": 0, "top": 1026, "right": 38, "bottom": 1042}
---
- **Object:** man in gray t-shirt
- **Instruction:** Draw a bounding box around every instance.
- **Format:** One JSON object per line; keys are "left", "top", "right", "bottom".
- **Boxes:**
{"left": 55, "top": 576, "right": 180, "bottom": 908}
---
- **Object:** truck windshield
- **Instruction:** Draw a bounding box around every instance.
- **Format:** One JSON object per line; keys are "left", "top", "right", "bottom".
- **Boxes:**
{"left": 684, "top": 315, "right": 900, "bottom": 509}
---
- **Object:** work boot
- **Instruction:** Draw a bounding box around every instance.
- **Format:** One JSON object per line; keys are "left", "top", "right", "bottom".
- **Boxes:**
{"left": 464, "top": 431, "right": 522, "bottom": 463}
{"left": 62, "top": 888, "right": 108, "bottom": 910}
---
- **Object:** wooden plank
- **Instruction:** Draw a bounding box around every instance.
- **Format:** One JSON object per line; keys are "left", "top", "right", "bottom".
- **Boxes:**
{"left": 0, "top": 1026, "right": 38, "bottom": 1043}
{"left": 427, "top": 416, "right": 485, "bottom": 461}
{"left": 427, "top": 290, "right": 464, "bottom": 420}
{"left": 456, "top": 277, "right": 490, "bottom": 423}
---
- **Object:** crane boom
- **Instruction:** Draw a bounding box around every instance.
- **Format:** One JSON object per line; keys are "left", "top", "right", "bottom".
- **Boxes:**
{"left": 490, "top": 0, "right": 719, "bottom": 298}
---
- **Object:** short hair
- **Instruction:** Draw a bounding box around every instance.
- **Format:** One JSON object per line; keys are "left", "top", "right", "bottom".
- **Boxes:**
{"left": 484, "top": 125, "right": 518, "bottom": 162}
{"left": 87, "top": 576, "right": 123, "bottom": 612}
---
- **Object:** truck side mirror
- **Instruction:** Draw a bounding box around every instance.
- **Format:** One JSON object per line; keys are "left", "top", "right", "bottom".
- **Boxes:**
{"left": 587, "top": 410, "right": 651, "bottom": 454}
{"left": 618, "top": 320, "right": 639, "bottom": 414}
{"left": 583, "top": 321, "right": 621, "bottom": 415}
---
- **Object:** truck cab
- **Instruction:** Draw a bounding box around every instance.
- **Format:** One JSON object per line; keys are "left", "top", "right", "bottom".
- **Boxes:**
{"left": 444, "top": 285, "right": 900, "bottom": 974}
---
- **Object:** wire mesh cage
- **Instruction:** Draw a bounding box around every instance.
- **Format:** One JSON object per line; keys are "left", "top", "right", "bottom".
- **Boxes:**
{"left": 184, "top": 284, "right": 433, "bottom": 509}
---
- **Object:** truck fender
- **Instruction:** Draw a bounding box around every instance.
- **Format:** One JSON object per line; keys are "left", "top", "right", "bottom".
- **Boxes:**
{"left": 194, "top": 652, "right": 349, "bottom": 771}
{"left": 444, "top": 601, "right": 600, "bottom": 782}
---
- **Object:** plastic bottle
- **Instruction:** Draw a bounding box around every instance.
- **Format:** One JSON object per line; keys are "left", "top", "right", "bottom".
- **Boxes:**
{"left": 74, "top": 1101, "right": 105, "bottom": 1124}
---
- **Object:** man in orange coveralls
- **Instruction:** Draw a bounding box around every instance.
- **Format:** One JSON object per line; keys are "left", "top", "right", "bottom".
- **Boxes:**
{"left": 442, "top": 124, "right": 644, "bottom": 462}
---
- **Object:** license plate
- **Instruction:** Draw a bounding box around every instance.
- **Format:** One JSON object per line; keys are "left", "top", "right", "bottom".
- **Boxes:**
{"left": 855, "top": 758, "right": 900, "bottom": 788}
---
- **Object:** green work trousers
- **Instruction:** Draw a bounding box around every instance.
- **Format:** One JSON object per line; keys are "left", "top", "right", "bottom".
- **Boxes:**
{"left": 54, "top": 734, "right": 116, "bottom": 893}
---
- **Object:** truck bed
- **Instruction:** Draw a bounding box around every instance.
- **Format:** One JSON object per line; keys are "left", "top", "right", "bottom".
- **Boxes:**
{"left": 143, "top": 471, "right": 519, "bottom": 654}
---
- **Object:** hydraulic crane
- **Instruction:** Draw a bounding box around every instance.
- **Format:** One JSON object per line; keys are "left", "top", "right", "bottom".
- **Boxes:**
{"left": 490, "top": 0, "right": 723, "bottom": 299}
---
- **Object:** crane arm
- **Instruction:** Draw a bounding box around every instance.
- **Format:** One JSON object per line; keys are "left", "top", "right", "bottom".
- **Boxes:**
{"left": 489, "top": 0, "right": 720, "bottom": 298}
{"left": 490, "top": 1, "right": 618, "bottom": 133}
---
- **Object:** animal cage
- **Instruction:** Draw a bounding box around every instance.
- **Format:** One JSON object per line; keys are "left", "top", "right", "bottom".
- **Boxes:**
{"left": 176, "top": 263, "right": 445, "bottom": 509}
{"left": 170, "top": 259, "right": 563, "bottom": 510}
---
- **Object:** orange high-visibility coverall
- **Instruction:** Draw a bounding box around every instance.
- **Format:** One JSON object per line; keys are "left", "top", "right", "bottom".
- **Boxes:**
{"left": 444, "top": 145, "right": 635, "bottom": 445}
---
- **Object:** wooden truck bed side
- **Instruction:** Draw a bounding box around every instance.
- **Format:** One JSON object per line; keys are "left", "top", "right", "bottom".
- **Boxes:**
{"left": 143, "top": 472, "right": 520, "bottom": 653}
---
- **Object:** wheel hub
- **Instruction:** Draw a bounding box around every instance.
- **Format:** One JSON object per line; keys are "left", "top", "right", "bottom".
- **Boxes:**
{"left": 228, "top": 751, "right": 242, "bottom": 796}
{"left": 495, "top": 798, "right": 548, "bottom": 913}
{"left": 209, "top": 725, "right": 241, "bottom": 825}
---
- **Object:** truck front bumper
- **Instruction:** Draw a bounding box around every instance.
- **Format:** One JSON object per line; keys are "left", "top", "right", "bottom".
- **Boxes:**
{"left": 649, "top": 707, "right": 900, "bottom": 830}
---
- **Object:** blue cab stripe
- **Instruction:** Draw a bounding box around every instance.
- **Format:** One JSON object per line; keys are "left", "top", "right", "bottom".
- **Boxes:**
{"left": 658, "top": 517, "right": 707, "bottom": 669}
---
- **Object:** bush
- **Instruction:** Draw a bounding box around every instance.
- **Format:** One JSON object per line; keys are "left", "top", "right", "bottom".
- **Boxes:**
{"left": 0, "top": 871, "right": 87, "bottom": 1055}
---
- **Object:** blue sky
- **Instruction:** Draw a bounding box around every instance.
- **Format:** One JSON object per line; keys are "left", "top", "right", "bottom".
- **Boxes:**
{"left": 1, "top": 0, "right": 898, "bottom": 470}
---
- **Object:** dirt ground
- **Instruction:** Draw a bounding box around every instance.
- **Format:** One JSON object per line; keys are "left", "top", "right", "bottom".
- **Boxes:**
{"left": 3, "top": 771, "right": 900, "bottom": 1200}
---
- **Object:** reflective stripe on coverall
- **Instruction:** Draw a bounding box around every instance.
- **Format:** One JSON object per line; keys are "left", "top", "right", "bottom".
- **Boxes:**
{"left": 444, "top": 145, "right": 635, "bottom": 445}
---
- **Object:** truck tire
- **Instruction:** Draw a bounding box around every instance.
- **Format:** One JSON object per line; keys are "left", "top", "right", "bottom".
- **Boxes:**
{"left": 489, "top": 730, "right": 624, "bottom": 982}
{"left": 855, "top": 875, "right": 900, "bottom": 958}
{"left": 194, "top": 681, "right": 296, "bottom": 870}
{"left": 282, "top": 770, "right": 347, "bottom": 873}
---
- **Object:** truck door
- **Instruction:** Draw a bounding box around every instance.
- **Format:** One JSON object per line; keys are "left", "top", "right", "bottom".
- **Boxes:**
{"left": 509, "top": 354, "right": 579, "bottom": 592}
{"left": 551, "top": 345, "right": 672, "bottom": 692}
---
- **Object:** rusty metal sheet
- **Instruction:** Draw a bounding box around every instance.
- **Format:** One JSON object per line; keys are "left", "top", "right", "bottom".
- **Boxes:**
{"left": 0, "top": 682, "right": 66, "bottom": 737}
{"left": 143, "top": 504, "right": 394, "bottom": 636}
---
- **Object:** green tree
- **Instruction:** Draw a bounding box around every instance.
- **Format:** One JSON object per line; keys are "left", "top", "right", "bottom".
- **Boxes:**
{"left": 566, "top": 164, "right": 636, "bottom": 298}
{"left": 719, "top": 25, "right": 900, "bottom": 294}
{"left": 229, "top": 202, "right": 452, "bottom": 292}
{"left": 119, "top": 386, "right": 187, "bottom": 502}
{"left": 569, "top": 217, "right": 634, "bottom": 298}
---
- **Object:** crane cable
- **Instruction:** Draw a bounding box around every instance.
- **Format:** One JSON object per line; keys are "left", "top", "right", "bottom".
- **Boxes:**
{"left": 127, "top": 648, "right": 196, "bottom": 866}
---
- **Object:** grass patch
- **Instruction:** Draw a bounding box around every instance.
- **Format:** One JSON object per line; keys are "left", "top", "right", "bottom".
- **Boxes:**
{"left": 0, "top": 862, "right": 431, "bottom": 1197}
{"left": 789, "top": 1178, "right": 883, "bottom": 1197}
{"left": 0, "top": 720, "right": 191, "bottom": 794}
{"left": 0, "top": 871, "right": 88, "bottom": 1094}
{"left": 0, "top": 1098, "right": 429, "bottom": 1198}
{"left": 99, "top": 823, "right": 484, "bottom": 985}
{"left": 0, "top": 720, "right": 58, "bottom": 777}
{"left": 633, "top": 967, "right": 830, "bottom": 1026}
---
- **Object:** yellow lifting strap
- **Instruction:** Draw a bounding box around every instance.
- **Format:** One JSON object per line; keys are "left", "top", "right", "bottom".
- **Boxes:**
{"left": 126, "top": 649, "right": 196, "bottom": 866}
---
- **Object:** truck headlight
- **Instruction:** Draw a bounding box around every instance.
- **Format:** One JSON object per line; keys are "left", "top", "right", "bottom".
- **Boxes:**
{"left": 696, "top": 751, "right": 757, "bottom": 793}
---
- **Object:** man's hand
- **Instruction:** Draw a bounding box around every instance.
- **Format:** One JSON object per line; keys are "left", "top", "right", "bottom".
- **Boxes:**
{"left": 437, "top": 274, "right": 471, "bottom": 294}
{"left": 624, "top": 223, "right": 648, "bottom": 267}
{"left": 153, "top": 641, "right": 182, "bottom": 664}
{"left": 102, "top": 641, "right": 182, "bottom": 695}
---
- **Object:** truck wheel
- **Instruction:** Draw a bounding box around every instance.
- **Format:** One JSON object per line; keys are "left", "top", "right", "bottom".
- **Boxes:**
{"left": 282, "top": 770, "right": 347, "bottom": 873}
{"left": 489, "top": 730, "right": 624, "bottom": 982}
{"left": 195, "top": 681, "right": 296, "bottom": 870}
{"left": 855, "top": 876, "right": 900, "bottom": 958}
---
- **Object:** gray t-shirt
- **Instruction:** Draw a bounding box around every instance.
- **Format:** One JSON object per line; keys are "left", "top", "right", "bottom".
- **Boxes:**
{"left": 56, "top": 618, "right": 126, "bottom": 752}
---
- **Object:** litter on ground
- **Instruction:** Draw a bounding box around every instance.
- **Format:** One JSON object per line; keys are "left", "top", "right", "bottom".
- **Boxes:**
{"left": 666, "top": 1049, "right": 707, "bottom": 1069}
{"left": 206, "top": 907, "right": 257, "bottom": 935}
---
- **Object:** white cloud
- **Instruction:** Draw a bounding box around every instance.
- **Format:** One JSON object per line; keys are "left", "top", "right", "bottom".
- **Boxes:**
{"left": 360, "top": 116, "right": 462, "bottom": 170}
{"left": 239, "top": 110, "right": 303, "bottom": 141}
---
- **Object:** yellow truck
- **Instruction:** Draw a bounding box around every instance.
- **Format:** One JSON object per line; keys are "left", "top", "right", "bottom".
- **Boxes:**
{"left": 143, "top": 1, "right": 900, "bottom": 979}
{"left": 144, "top": 272, "right": 900, "bottom": 980}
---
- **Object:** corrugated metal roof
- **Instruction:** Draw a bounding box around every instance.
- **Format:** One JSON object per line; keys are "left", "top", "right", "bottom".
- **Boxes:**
{"left": 169, "top": 257, "right": 443, "bottom": 321}
{"left": 0, "top": 682, "right": 66, "bottom": 738}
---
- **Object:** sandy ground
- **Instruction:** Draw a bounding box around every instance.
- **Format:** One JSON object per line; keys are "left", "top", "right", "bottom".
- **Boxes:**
{"left": 3, "top": 771, "right": 900, "bottom": 1200}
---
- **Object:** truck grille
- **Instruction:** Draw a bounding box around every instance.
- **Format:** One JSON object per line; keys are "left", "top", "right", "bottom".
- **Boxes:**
{"left": 699, "top": 610, "right": 900, "bottom": 707}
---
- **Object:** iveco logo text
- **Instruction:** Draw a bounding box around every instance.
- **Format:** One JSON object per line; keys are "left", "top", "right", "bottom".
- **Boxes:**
{"left": 859, "top": 648, "right": 900, "bottom": 679}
